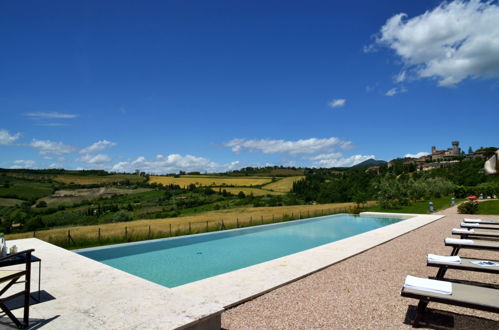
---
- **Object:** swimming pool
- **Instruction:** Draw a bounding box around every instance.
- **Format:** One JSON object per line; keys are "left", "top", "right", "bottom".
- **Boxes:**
{"left": 78, "top": 214, "right": 405, "bottom": 287}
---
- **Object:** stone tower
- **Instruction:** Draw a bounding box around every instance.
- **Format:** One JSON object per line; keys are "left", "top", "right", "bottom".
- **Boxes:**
{"left": 451, "top": 141, "right": 460, "bottom": 155}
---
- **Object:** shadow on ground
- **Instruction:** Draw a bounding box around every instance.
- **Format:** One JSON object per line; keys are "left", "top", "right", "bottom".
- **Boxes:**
{"left": 404, "top": 305, "right": 499, "bottom": 329}
{"left": 0, "top": 290, "right": 58, "bottom": 329}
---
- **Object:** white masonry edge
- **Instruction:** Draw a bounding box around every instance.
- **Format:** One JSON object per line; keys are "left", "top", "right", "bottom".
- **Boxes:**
{"left": 9, "top": 238, "right": 223, "bottom": 330}
{"left": 173, "top": 212, "right": 444, "bottom": 308}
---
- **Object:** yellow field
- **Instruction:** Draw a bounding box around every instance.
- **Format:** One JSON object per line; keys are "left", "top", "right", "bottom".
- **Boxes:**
{"left": 221, "top": 187, "right": 284, "bottom": 196}
{"left": 149, "top": 175, "right": 273, "bottom": 188}
{"left": 262, "top": 176, "right": 305, "bottom": 192}
{"left": 7, "top": 202, "right": 373, "bottom": 243}
{"left": 54, "top": 174, "right": 143, "bottom": 185}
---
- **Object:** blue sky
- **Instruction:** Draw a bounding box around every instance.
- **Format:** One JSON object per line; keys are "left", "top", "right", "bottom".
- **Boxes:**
{"left": 1, "top": 0, "right": 498, "bottom": 173}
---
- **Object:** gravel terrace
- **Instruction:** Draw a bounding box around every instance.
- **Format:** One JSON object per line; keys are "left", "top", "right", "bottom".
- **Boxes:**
{"left": 222, "top": 205, "right": 499, "bottom": 329}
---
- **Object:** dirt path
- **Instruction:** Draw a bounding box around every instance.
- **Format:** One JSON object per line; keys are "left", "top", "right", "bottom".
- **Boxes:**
{"left": 222, "top": 206, "right": 499, "bottom": 329}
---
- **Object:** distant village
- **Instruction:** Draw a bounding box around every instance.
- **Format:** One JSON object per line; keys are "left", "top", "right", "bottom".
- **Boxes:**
{"left": 368, "top": 141, "right": 493, "bottom": 173}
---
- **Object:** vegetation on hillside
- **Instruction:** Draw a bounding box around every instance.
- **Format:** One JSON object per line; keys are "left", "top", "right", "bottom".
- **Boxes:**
{"left": 1, "top": 154, "right": 498, "bottom": 238}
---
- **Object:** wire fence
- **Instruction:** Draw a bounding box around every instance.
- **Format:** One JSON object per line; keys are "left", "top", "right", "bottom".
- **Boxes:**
{"left": 30, "top": 206, "right": 358, "bottom": 249}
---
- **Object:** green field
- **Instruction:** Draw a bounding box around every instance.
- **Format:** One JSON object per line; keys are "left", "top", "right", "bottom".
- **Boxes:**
{"left": 478, "top": 200, "right": 499, "bottom": 215}
{"left": 0, "top": 180, "right": 53, "bottom": 201}
{"left": 366, "top": 197, "right": 464, "bottom": 214}
{"left": 0, "top": 198, "right": 24, "bottom": 207}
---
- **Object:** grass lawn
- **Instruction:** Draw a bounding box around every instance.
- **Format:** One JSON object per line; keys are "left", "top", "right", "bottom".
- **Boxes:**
{"left": 365, "top": 197, "right": 464, "bottom": 214}
{"left": 478, "top": 200, "right": 499, "bottom": 215}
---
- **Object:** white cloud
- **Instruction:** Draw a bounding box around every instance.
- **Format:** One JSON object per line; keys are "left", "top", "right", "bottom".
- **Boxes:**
{"left": 385, "top": 87, "right": 407, "bottom": 96}
{"left": 10, "top": 160, "right": 36, "bottom": 169}
{"left": 225, "top": 137, "right": 353, "bottom": 155}
{"left": 49, "top": 163, "right": 62, "bottom": 168}
{"left": 80, "top": 140, "right": 117, "bottom": 154}
{"left": 0, "top": 129, "right": 21, "bottom": 145}
{"left": 376, "top": 0, "right": 499, "bottom": 86}
{"left": 405, "top": 152, "right": 430, "bottom": 158}
{"left": 24, "top": 112, "right": 77, "bottom": 119}
{"left": 328, "top": 98, "right": 346, "bottom": 108}
{"left": 394, "top": 71, "right": 406, "bottom": 83}
{"left": 307, "top": 152, "right": 343, "bottom": 161}
{"left": 111, "top": 154, "right": 241, "bottom": 174}
{"left": 310, "top": 154, "right": 375, "bottom": 168}
{"left": 80, "top": 154, "right": 112, "bottom": 164}
{"left": 30, "top": 139, "right": 75, "bottom": 155}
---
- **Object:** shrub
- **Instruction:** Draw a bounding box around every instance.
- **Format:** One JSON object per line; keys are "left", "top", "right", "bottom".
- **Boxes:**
{"left": 36, "top": 201, "right": 47, "bottom": 208}
{"left": 458, "top": 200, "right": 479, "bottom": 214}
{"left": 109, "top": 211, "right": 132, "bottom": 223}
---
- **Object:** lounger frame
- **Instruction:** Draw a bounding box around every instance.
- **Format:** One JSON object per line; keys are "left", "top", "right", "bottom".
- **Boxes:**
{"left": 427, "top": 257, "right": 499, "bottom": 280}
{"left": 401, "top": 282, "right": 499, "bottom": 326}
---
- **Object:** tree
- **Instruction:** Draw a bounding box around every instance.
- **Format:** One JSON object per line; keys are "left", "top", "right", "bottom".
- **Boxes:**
{"left": 468, "top": 146, "right": 473, "bottom": 154}
{"left": 36, "top": 201, "right": 47, "bottom": 208}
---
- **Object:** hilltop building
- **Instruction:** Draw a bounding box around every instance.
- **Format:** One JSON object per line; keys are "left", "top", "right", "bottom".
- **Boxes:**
{"left": 430, "top": 141, "right": 461, "bottom": 161}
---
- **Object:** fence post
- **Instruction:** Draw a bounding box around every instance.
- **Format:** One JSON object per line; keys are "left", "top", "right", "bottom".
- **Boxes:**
{"left": 206, "top": 221, "right": 209, "bottom": 232}
{"left": 33, "top": 231, "right": 36, "bottom": 238}
{"left": 299, "top": 211, "right": 302, "bottom": 219}
{"left": 98, "top": 228, "right": 101, "bottom": 243}
{"left": 148, "top": 225, "right": 151, "bottom": 239}
{"left": 67, "top": 230, "right": 73, "bottom": 247}
{"left": 189, "top": 222, "right": 191, "bottom": 233}
{"left": 291, "top": 212, "right": 293, "bottom": 218}
{"left": 237, "top": 218, "right": 239, "bottom": 228}
{"left": 169, "top": 223, "right": 172, "bottom": 236}
{"left": 125, "top": 226, "right": 128, "bottom": 240}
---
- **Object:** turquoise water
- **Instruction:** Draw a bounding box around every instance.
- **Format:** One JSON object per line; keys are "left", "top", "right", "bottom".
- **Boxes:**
{"left": 78, "top": 214, "right": 403, "bottom": 287}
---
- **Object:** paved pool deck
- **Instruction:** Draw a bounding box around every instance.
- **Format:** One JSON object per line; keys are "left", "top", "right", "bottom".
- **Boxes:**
{"left": 2, "top": 238, "right": 223, "bottom": 329}
{"left": 223, "top": 205, "right": 499, "bottom": 329}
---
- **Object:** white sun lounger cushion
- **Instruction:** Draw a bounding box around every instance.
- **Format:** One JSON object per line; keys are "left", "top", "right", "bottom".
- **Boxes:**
{"left": 464, "top": 218, "right": 483, "bottom": 223}
{"left": 462, "top": 222, "right": 479, "bottom": 227}
{"left": 427, "top": 254, "right": 461, "bottom": 264}
{"left": 445, "top": 238, "right": 474, "bottom": 245}
{"left": 404, "top": 275, "right": 452, "bottom": 295}
{"left": 452, "top": 228, "right": 475, "bottom": 234}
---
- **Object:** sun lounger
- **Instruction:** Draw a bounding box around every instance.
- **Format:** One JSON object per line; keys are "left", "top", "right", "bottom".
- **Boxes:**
{"left": 461, "top": 222, "right": 499, "bottom": 230}
{"left": 452, "top": 228, "right": 499, "bottom": 239}
{"left": 463, "top": 218, "right": 499, "bottom": 225}
{"left": 401, "top": 277, "right": 499, "bottom": 326}
{"left": 444, "top": 238, "right": 499, "bottom": 256}
{"left": 427, "top": 254, "right": 499, "bottom": 280}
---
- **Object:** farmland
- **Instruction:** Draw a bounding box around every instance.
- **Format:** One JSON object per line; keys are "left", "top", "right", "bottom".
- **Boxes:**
{"left": 149, "top": 175, "right": 274, "bottom": 188}
{"left": 0, "top": 198, "right": 23, "bottom": 207}
{"left": 52, "top": 174, "right": 144, "bottom": 185}
{"left": 220, "top": 187, "right": 284, "bottom": 196}
{"left": 0, "top": 169, "right": 317, "bottom": 237}
{"left": 262, "top": 176, "right": 305, "bottom": 192}
{"left": 36, "top": 187, "right": 153, "bottom": 207}
{"left": 6, "top": 201, "right": 370, "bottom": 248}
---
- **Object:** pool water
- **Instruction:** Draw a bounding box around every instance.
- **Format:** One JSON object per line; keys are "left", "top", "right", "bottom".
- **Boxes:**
{"left": 78, "top": 214, "right": 404, "bottom": 287}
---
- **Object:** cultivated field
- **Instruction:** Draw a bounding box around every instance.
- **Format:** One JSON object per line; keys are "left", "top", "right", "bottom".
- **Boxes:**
{"left": 220, "top": 187, "right": 284, "bottom": 196}
{"left": 149, "top": 175, "right": 274, "bottom": 188}
{"left": 36, "top": 187, "right": 152, "bottom": 207}
{"left": 0, "top": 198, "right": 23, "bottom": 207}
{"left": 262, "top": 176, "right": 305, "bottom": 192}
{"left": 53, "top": 174, "right": 144, "bottom": 185}
{"left": 7, "top": 202, "right": 373, "bottom": 246}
